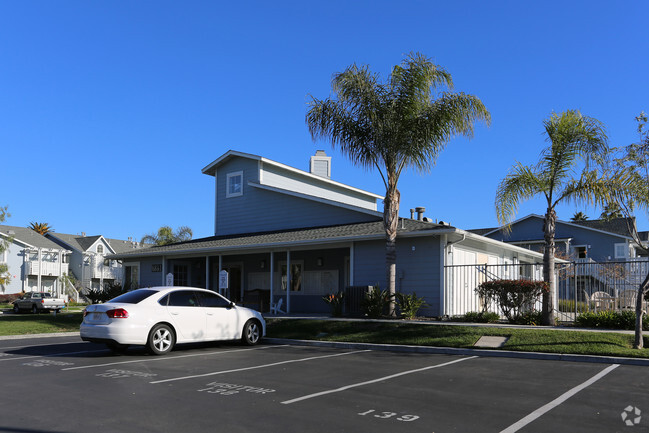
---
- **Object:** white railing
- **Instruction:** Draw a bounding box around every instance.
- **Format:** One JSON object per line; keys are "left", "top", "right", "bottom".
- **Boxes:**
{"left": 91, "top": 266, "right": 122, "bottom": 280}
{"left": 26, "top": 261, "right": 69, "bottom": 277}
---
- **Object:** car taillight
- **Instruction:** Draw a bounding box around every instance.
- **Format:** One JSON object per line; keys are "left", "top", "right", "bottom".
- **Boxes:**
{"left": 106, "top": 308, "right": 129, "bottom": 319}
{"left": 83, "top": 309, "right": 88, "bottom": 317}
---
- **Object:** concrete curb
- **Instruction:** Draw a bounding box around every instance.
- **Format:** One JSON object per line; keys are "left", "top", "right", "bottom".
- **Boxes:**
{"left": 264, "top": 338, "right": 649, "bottom": 367}
{"left": 0, "top": 332, "right": 80, "bottom": 341}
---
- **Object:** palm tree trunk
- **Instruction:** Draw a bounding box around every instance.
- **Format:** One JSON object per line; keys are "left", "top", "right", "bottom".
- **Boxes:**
{"left": 384, "top": 187, "right": 400, "bottom": 317}
{"left": 634, "top": 273, "right": 649, "bottom": 349}
{"left": 542, "top": 208, "right": 557, "bottom": 326}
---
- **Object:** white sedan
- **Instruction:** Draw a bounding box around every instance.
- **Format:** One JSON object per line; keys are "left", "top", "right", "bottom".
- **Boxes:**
{"left": 80, "top": 286, "right": 266, "bottom": 355}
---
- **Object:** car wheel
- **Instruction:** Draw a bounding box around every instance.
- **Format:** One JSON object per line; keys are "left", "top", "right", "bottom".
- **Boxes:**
{"left": 13, "top": 304, "right": 19, "bottom": 314}
{"left": 32, "top": 305, "right": 38, "bottom": 314}
{"left": 147, "top": 324, "right": 175, "bottom": 355}
{"left": 106, "top": 343, "right": 129, "bottom": 354}
{"left": 241, "top": 320, "right": 261, "bottom": 346}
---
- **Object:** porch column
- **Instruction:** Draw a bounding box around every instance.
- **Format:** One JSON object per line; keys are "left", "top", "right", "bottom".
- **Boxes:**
{"left": 37, "top": 248, "right": 42, "bottom": 291}
{"left": 218, "top": 255, "right": 223, "bottom": 295}
{"left": 269, "top": 251, "right": 274, "bottom": 308}
{"left": 205, "top": 256, "right": 209, "bottom": 290}
{"left": 350, "top": 242, "right": 355, "bottom": 286}
{"left": 161, "top": 256, "right": 166, "bottom": 285}
{"left": 286, "top": 250, "right": 291, "bottom": 314}
{"left": 58, "top": 251, "right": 63, "bottom": 297}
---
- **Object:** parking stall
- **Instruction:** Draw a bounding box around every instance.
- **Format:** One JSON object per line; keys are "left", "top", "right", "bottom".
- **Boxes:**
{"left": 1, "top": 336, "right": 648, "bottom": 433}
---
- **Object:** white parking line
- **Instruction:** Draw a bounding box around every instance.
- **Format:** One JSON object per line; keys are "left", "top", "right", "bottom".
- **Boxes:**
{"left": 499, "top": 364, "right": 620, "bottom": 433}
{"left": 62, "top": 345, "right": 279, "bottom": 371}
{"left": 0, "top": 349, "right": 106, "bottom": 362}
{"left": 281, "top": 355, "right": 478, "bottom": 405}
{"left": 150, "top": 349, "right": 372, "bottom": 384}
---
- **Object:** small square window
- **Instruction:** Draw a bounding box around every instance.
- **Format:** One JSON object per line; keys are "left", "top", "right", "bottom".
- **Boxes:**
{"left": 226, "top": 171, "right": 243, "bottom": 198}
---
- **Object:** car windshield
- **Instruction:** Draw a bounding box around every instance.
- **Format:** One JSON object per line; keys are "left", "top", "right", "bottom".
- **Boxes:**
{"left": 108, "top": 289, "right": 158, "bottom": 304}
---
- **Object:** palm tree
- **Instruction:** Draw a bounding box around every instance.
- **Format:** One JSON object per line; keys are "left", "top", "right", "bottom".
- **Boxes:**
{"left": 140, "top": 226, "right": 193, "bottom": 246}
{"left": 29, "top": 222, "right": 53, "bottom": 235}
{"left": 306, "top": 52, "right": 490, "bottom": 315}
{"left": 495, "top": 110, "right": 608, "bottom": 325}
{"left": 599, "top": 202, "right": 622, "bottom": 221}
{"left": 570, "top": 211, "right": 588, "bottom": 222}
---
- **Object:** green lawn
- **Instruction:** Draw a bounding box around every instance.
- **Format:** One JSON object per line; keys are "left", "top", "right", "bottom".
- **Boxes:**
{"left": 0, "top": 312, "right": 83, "bottom": 335}
{"left": 266, "top": 319, "right": 649, "bottom": 359}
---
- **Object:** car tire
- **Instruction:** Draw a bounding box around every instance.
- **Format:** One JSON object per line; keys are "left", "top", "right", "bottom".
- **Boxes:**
{"left": 31, "top": 305, "right": 38, "bottom": 314}
{"left": 147, "top": 324, "right": 175, "bottom": 355}
{"left": 241, "top": 319, "right": 261, "bottom": 346}
{"left": 13, "top": 304, "right": 19, "bottom": 314}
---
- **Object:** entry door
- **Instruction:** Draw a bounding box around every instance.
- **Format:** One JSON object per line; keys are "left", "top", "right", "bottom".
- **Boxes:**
{"left": 222, "top": 266, "right": 242, "bottom": 303}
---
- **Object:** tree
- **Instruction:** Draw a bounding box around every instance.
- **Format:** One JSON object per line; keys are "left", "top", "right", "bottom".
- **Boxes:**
{"left": 599, "top": 202, "right": 622, "bottom": 221}
{"left": 0, "top": 206, "right": 11, "bottom": 287}
{"left": 140, "top": 226, "right": 193, "bottom": 246}
{"left": 604, "top": 111, "right": 649, "bottom": 348}
{"left": 495, "top": 110, "right": 608, "bottom": 325}
{"left": 29, "top": 222, "right": 53, "bottom": 235}
{"left": 306, "top": 53, "right": 490, "bottom": 315}
{"left": 570, "top": 211, "right": 589, "bottom": 222}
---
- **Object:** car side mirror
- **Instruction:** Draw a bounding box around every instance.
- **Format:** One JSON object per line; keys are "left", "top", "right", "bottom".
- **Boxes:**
{"left": 229, "top": 302, "right": 236, "bottom": 308}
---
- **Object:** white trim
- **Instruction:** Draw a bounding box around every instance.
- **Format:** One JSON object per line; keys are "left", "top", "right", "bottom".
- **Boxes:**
{"left": 202, "top": 150, "right": 382, "bottom": 200}
{"left": 248, "top": 182, "right": 382, "bottom": 217}
{"left": 226, "top": 171, "right": 244, "bottom": 198}
{"left": 483, "top": 214, "right": 633, "bottom": 240}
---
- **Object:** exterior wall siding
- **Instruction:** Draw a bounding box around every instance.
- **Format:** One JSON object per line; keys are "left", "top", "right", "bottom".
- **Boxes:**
{"left": 214, "top": 157, "right": 380, "bottom": 236}
{"left": 261, "top": 163, "right": 378, "bottom": 211}
{"left": 2, "top": 242, "right": 26, "bottom": 294}
{"left": 353, "top": 236, "right": 441, "bottom": 315}
{"left": 486, "top": 216, "right": 630, "bottom": 261}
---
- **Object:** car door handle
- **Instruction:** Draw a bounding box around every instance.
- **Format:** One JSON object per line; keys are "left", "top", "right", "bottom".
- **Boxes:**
{"left": 170, "top": 312, "right": 179, "bottom": 315}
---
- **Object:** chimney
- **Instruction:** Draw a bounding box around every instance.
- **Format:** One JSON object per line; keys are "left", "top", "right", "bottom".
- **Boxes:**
{"left": 81, "top": 232, "right": 86, "bottom": 237}
{"left": 410, "top": 209, "right": 415, "bottom": 219}
{"left": 415, "top": 207, "right": 426, "bottom": 221}
{"left": 309, "top": 150, "right": 331, "bottom": 179}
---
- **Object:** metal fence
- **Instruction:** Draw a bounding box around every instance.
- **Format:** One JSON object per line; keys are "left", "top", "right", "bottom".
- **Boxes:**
{"left": 444, "top": 260, "right": 649, "bottom": 322}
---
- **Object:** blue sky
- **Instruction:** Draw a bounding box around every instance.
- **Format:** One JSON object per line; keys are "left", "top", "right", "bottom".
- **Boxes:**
{"left": 2, "top": 1, "right": 648, "bottom": 241}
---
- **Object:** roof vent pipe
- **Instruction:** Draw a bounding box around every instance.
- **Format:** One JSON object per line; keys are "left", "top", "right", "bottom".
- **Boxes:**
{"left": 415, "top": 207, "right": 426, "bottom": 221}
{"left": 409, "top": 209, "right": 415, "bottom": 219}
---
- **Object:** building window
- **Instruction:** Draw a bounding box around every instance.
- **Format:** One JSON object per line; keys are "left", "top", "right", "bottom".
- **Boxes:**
{"left": 614, "top": 243, "right": 628, "bottom": 259}
{"left": 226, "top": 171, "right": 243, "bottom": 198}
{"left": 574, "top": 246, "right": 587, "bottom": 259}
{"left": 280, "top": 262, "right": 303, "bottom": 292}
{"left": 97, "top": 245, "right": 104, "bottom": 254}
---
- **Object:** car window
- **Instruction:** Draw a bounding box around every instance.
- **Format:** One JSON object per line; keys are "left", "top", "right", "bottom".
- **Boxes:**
{"left": 167, "top": 290, "right": 200, "bottom": 307}
{"left": 109, "top": 289, "right": 157, "bottom": 304}
{"left": 197, "top": 291, "right": 231, "bottom": 308}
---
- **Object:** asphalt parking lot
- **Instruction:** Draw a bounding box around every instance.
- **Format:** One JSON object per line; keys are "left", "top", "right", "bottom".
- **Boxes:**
{"left": 1, "top": 335, "right": 648, "bottom": 433}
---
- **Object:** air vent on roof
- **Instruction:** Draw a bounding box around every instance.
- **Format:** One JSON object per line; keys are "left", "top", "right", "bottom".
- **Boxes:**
{"left": 310, "top": 150, "right": 331, "bottom": 179}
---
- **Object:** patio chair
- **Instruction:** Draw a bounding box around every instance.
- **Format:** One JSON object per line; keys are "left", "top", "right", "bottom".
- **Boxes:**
{"left": 270, "top": 298, "right": 285, "bottom": 315}
{"left": 618, "top": 290, "right": 637, "bottom": 310}
{"left": 590, "top": 291, "right": 614, "bottom": 311}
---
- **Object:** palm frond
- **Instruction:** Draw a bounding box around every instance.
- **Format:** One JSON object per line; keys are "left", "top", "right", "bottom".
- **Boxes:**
{"left": 495, "top": 163, "right": 542, "bottom": 228}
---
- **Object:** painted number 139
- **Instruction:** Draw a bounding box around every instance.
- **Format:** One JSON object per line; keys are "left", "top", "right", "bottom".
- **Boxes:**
{"left": 358, "top": 409, "right": 419, "bottom": 422}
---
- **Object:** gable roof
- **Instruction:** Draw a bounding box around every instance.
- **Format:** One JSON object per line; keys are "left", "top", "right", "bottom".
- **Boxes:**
{"left": 475, "top": 214, "right": 634, "bottom": 240}
{"left": 0, "top": 225, "right": 70, "bottom": 251}
{"left": 108, "top": 219, "right": 453, "bottom": 259}
{"left": 201, "top": 150, "right": 383, "bottom": 200}
{"left": 47, "top": 232, "right": 150, "bottom": 254}
{"left": 107, "top": 219, "right": 549, "bottom": 263}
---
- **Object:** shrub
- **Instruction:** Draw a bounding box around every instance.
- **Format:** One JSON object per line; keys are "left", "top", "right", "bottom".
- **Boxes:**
{"left": 576, "top": 310, "right": 649, "bottom": 330}
{"left": 450, "top": 311, "right": 501, "bottom": 323}
{"left": 395, "top": 292, "right": 429, "bottom": 319}
{"left": 85, "top": 282, "right": 129, "bottom": 304}
{"left": 0, "top": 294, "right": 21, "bottom": 304}
{"left": 476, "top": 279, "right": 548, "bottom": 324}
{"left": 558, "top": 299, "right": 589, "bottom": 313}
{"left": 322, "top": 292, "right": 344, "bottom": 317}
{"left": 362, "top": 286, "right": 394, "bottom": 319}
{"left": 513, "top": 310, "right": 543, "bottom": 326}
